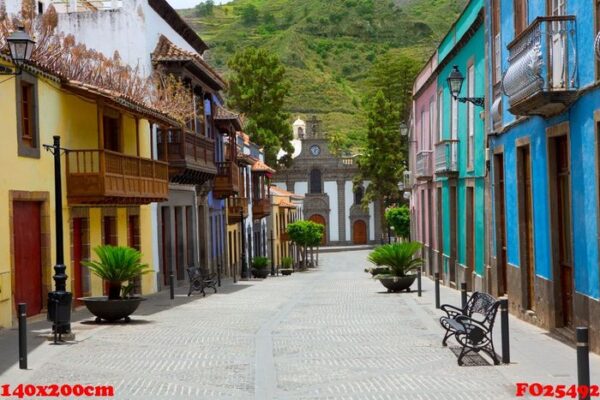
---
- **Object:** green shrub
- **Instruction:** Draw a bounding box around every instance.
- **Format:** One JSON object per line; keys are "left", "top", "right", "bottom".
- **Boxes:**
{"left": 368, "top": 242, "right": 423, "bottom": 278}
{"left": 252, "top": 256, "right": 270, "bottom": 270}
{"left": 281, "top": 256, "right": 293, "bottom": 269}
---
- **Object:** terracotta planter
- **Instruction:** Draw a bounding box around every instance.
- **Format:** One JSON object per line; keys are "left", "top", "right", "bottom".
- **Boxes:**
{"left": 79, "top": 297, "right": 145, "bottom": 323}
{"left": 378, "top": 275, "right": 417, "bottom": 293}
{"left": 252, "top": 269, "right": 270, "bottom": 279}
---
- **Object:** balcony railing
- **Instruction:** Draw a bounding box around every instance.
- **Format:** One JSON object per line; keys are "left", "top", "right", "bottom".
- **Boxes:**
{"left": 159, "top": 129, "right": 217, "bottom": 184}
{"left": 252, "top": 197, "right": 271, "bottom": 220}
{"left": 214, "top": 161, "right": 240, "bottom": 199}
{"left": 66, "top": 149, "right": 169, "bottom": 205}
{"left": 227, "top": 197, "right": 248, "bottom": 224}
{"left": 415, "top": 150, "right": 433, "bottom": 180}
{"left": 503, "top": 16, "right": 578, "bottom": 117}
{"left": 434, "top": 140, "right": 459, "bottom": 177}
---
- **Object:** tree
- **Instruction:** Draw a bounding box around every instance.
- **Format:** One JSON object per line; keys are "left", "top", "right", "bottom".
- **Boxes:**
{"left": 227, "top": 47, "right": 293, "bottom": 166}
{"left": 239, "top": 4, "right": 259, "bottom": 26}
{"left": 194, "top": 0, "right": 214, "bottom": 17}
{"left": 287, "top": 221, "right": 324, "bottom": 269}
{"left": 385, "top": 206, "right": 410, "bottom": 241}
{"left": 355, "top": 90, "right": 403, "bottom": 234}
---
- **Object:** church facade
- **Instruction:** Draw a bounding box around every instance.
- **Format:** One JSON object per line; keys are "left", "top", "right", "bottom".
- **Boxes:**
{"left": 272, "top": 117, "right": 383, "bottom": 246}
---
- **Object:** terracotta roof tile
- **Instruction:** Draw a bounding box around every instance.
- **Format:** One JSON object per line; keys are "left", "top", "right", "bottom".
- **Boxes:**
{"left": 252, "top": 159, "right": 276, "bottom": 174}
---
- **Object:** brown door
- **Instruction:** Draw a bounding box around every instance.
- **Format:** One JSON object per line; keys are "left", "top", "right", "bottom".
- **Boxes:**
{"left": 353, "top": 220, "right": 367, "bottom": 244}
{"left": 466, "top": 187, "right": 475, "bottom": 290}
{"left": 309, "top": 214, "right": 326, "bottom": 245}
{"left": 13, "top": 201, "right": 43, "bottom": 316}
{"left": 128, "top": 215, "right": 141, "bottom": 295}
{"left": 449, "top": 186, "right": 457, "bottom": 284}
{"left": 73, "top": 218, "right": 84, "bottom": 305}
{"left": 436, "top": 187, "right": 444, "bottom": 280}
{"left": 519, "top": 147, "right": 535, "bottom": 311}
{"left": 494, "top": 154, "right": 508, "bottom": 295}
{"left": 161, "top": 207, "right": 170, "bottom": 286}
{"left": 554, "top": 136, "right": 573, "bottom": 327}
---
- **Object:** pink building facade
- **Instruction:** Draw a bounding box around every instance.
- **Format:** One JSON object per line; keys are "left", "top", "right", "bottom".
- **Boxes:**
{"left": 409, "top": 53, "right": 439, "bottom": 277}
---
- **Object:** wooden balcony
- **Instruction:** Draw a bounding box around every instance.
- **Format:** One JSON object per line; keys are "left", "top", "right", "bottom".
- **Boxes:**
{"left": 252, "top": 198, "right": 271, "bottom": 220}
{"left": 214, "top": 161, "right": 240, "bottom": 199}
{"left": 415, "top": 151, "right": 433, "bottom": 180}
{"left": 66, "top": 149, "right": 169, "bottom": 205}
{"left": 434, "top": 140, "right": 459, "bottom": 178}
{"left": 503, "top": 16, "right": 578, "bottom": 117}
{"left": 160, "top": 129, "right": 217, "bottom": 185}
{"left": 227, "top": 197, "right": 248, "bottom": 224}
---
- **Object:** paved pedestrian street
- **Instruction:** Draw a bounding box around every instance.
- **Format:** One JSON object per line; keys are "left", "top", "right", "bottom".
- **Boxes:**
{"left": 2, "top": 249, "right": 600, "bottom": 399}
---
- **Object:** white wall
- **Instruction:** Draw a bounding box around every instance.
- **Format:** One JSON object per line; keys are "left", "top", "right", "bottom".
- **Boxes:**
{"left": 369, "top": 202, "right": 375, "bottom": 241}
{"left": 344, "top": 181, "right": 353, "bottom": 242}
{"left": 324, "top": 181, "right": 338, "bottom": 241}
{"left": 295, "top": 181, "right": 308, "bottom": 197}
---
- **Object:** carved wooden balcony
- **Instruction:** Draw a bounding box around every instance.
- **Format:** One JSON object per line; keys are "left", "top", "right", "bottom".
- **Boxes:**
{"left": 434, "top": 140, "right": 459, "bottom": 178}
{"left": 66, "top": 149, "right": 169, "bottom": 205}
{"left": 227, "top": 197, "right": 248, "bottom": 224}
{"left": 415, "top": 150, "right": 433, "bottom": 180}
{"left": 214, "top": 161, "right": 240, "bottom": 199}
{"left": 503, "top": 16, "right": 578, "bottom": 117}
{"left": 160, "top": 129, "right": 217, "bottom": 185}
{"left": 252, "top": 198, "right": 271, "bottom": 220}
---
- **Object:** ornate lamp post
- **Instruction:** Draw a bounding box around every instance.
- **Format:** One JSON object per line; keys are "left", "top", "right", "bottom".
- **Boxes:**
{"left": 43, "top": 136, "right": 72, "bottom": 343}
{"left": 447, "top": 65, "right": 485, "bottom": 107}
{"left": 0, "top": 26, "right": 35, "bottom": 76}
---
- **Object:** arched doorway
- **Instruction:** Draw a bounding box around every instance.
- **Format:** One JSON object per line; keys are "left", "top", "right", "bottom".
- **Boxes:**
{"left": 309, "top": 214, "right": 327, "bottom": 245}
{"left": 353, "top": 220, "right": 367, "bottom": 244}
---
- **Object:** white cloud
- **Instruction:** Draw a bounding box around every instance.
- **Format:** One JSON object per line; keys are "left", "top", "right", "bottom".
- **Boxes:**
{"left": 166, "top": 0, "right": 232, "bottom": 9}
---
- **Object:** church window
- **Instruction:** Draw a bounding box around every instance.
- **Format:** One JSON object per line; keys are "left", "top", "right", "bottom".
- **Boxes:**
{"left": 310, "top": 169, "right": 322, "bottom": 194}
{"left": 354, "top": 186, "right": 364, "bottom": 205}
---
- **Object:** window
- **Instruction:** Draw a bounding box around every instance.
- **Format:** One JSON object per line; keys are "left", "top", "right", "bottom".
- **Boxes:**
{"left": 420, "top": 109, "right": 425, "bottom": 151}
{"left": 193, "top": 88, "right": 205, "bottom": 135}
{"left": 103, "top": 108, "right": 121, "bottom": 152}
{"left": 429, "top": 98, "right": 435, "bottom": 149}
{"left": 298, "top": 127, "right": 304, "bottom": 139}
{"left": 451, "top": 96, "right": 458, "bottom": 140}
{"left": 17, "top": 74, "right": 39, "bottom": 158}
{"left": 354, "top": 186, "right": 364, "bottom": 205}
{"left": 38, "top": 2, "right": 44, "bottom": 14}
{"left": 467, "top": 63, "right": 475, "bottom": 169}
{"left": 103, "top": 216, "right": 117, "bottom": 245}
{"left": 437, "top": 90, "right": 444, "bottom": 142}
{"left": 514, "top": 0, "right": 528, "bottom": 36}
{"left": 492, "top": 0, "right": 501, "bottom": 84}
{"left": 310, "top": 169, "right": 322, "bottom": 194}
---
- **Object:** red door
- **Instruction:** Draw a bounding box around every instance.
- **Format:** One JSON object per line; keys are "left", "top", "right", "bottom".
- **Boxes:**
{"left": 73, "top": 218, "right": 84, "bottom": 305}
{"left": 309, "top": 214, "right": 326, "bottom": 245}
{"left": 13, "top": 201, "right": 43, "bottom": 316}
{"left": 353, "top": 220, "right": 367, "bottom": 244}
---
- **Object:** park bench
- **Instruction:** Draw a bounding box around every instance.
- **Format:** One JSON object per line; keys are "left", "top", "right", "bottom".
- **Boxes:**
{"left": 186, "top": 266, "right": 218, "bottom": 297}
{"left": 439, "top": 291, "right": 501, "bottom": 366}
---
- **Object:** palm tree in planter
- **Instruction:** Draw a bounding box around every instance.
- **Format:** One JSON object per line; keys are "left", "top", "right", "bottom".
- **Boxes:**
{"left": 368, "top": 242, "right": 423, "bottom": 292}
{"left": 80, "top": 245, "right": 151, "bottom": 323}
{"left": 251, "top": 256, "right": 270, "bottom": 279}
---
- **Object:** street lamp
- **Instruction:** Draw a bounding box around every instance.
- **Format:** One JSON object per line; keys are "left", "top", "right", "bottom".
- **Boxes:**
{"left": 446, "top": 65, "right": 485, "bottom": 108}
{"left": 0, "top": 26, "right": 36, "bottom": 76}
{"left": 43, "top": 136, "right": 72, "bottom": 343}
{"left": 399, "top": 122, "right": 408, "bottom": 136}
{"left": 240, "top": 206, "right": 248, "bottom": 280}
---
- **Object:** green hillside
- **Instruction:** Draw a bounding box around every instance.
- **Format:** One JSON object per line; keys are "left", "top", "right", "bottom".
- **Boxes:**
{"left": 180, "top": 0, "right": 466, "bottom": 147}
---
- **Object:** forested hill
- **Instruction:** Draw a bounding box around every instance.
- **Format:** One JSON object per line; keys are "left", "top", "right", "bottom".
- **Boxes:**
{"left": 180, "top": 0, "right": 466, "bottom": 147}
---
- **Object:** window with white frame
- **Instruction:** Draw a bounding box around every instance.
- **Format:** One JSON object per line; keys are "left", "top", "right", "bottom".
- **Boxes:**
{"left": 437, "top": 90, "right": 444, "bottom": 142}
{"left": 420, "top": 109, "right": 425, "bottom": 151}
{"left": 429, "top": 98, "right": 435, "bottom": 149}
{"left": 467, "top": 63, "right": 475, "bottom": 169}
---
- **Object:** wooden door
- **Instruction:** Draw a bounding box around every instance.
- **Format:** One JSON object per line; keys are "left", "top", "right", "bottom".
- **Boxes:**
{"left": 73, "top": 218, "right": 84, "bottom": 305}
{"left": 436, "top": 187, "right": 444, "bottom": 280}
{"left": 466, "top": 187, "right": 475, "bottom": 290}
{"left": 128, "top": 215, "right": 141, "bottom": 295}
{"left": 520, "top": 147, "right": 536, "bottom": 311}
{"left": 161, "top": 207, "right": 170, "bottom": 286}
{"left": 353, "top": 220, "right": 367, "bottom": 244}
{"left": 309, "top": 214, "right": 326, "bottom": 245}
{"left": 449, "top": 186, "right": 457, "bottom": 284}
{"left": 495, "top": 154, "right": 508, "bottom": 295}
{"left": 13, "top": 201, "right": 42, "bottom": 316}
{"left": 554, "top": 136, "right": 573, "bottom": 327}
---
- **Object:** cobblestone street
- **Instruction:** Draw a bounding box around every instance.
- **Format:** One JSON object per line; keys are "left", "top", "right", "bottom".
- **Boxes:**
{"left": 2, "top": 249, "right": 600, "bottom": 399}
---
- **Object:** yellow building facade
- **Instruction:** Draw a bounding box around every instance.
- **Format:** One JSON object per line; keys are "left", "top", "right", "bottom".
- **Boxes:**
{"left": 269, "top": 186, "right": 302, "bottom": 268}
{"left": 0, "top": 58, "right": 177, "bottom": 327}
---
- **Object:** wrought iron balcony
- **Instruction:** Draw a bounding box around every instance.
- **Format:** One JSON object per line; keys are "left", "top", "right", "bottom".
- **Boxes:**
{"left": 434, "top": 140, "right": 459, "bottom": 177}
{"left": 158, "top": 129, "right": 217, "bottom": 185}
{"left": 503, "top": 16, "right": 578, "bottom": 117}
{"left": 214, "top": 161, "right": 240, "bottom": 199}
{"left": 227, "top": 197, "right": 248, "bottom": 224}
{"left": 415, "top": 150, "right": 433, "bottom": 180}
{"left": 66, "top": 149, "right": 169, "bottom": 205}
{"left": 252, "top": 197, "right": 271, "bottom": 220}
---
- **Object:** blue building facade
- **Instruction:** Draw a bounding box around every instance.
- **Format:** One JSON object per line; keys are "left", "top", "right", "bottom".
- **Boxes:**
{"left": 486, "top": 0, "right": 600, "bottom": 348}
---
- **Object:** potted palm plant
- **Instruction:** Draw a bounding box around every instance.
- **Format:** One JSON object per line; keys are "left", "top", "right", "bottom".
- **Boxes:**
{"left": 368, "top": 242, "right": 423, "bottom": 292}
{"left": 251, "top": 256, "right": 270, "bottom": 279}
{"left": 280, "top": 256, "right": 294, "bottom": 276}
{"left": 80, "top": 245, "right": 150, "bottom": 322}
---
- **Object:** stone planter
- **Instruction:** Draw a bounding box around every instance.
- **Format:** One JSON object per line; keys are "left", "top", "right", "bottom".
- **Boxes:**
{"left": 378, "top": 275, "right": 417, "bottom": 293}
{"left": 280, "top": 269, "right": 293, "bottom": 276}
{"left": 79, "top": 297, "right": 145, "bottom": 323}
{"left": 252, "top": 269, "right": 270, "bottom": 279}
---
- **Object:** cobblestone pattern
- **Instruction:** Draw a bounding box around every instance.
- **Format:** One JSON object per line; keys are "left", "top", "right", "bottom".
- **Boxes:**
{"left": 2, "top": 250, "right": 571, "bottom": 399}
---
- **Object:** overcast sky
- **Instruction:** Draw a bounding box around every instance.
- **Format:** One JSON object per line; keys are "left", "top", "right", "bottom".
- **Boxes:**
{"left": 167, "top": 0, "right": 232, "bottom": 9}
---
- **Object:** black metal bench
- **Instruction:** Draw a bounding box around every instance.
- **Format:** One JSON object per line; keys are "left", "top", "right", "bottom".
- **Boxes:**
{"left": 439, "top": 291, "right": 501, "bottom": 366}
{"left": 186, "top": 267, "right": 218, "bottom": 297}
